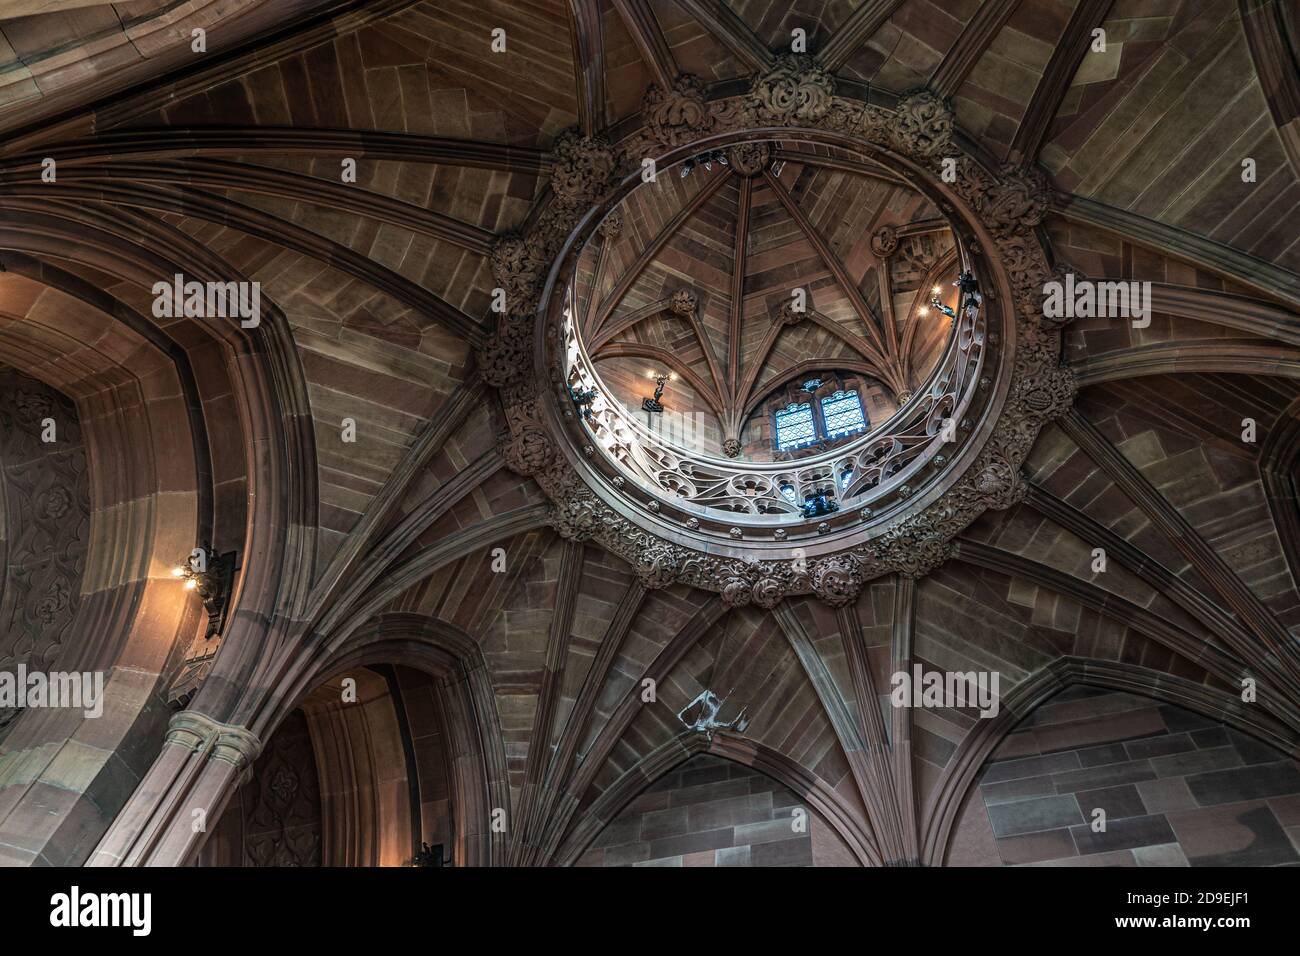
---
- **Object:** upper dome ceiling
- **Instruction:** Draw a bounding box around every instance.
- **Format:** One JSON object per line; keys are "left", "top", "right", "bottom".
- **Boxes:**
{"left": 571, "top": 139, "right": 958, "bottom": 462}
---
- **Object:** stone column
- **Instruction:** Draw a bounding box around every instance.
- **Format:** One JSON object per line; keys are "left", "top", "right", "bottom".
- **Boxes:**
{"left": 87, "top": 711, "right": 260, "bottom": 867}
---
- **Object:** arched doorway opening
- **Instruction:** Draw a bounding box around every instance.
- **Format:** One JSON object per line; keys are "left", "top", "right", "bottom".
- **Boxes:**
{"left": 198, "top": 665, "right": 454, "bottom": 867}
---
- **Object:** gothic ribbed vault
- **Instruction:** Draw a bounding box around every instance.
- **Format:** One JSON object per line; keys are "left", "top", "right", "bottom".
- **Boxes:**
{"left": 0, "top": 0, "right": 1296, "bottom": 870}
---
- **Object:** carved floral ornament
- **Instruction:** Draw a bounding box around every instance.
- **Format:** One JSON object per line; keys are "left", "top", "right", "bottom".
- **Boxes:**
{"left": 480, "top": 59, "right": 1075, "bottom": 608}
{"left": 670, "top": 289, "right": 698, "bottom": 317}
{"left": 641, "top": 74, "right": 713, "bottom": 147}
{"left": 870, "top": 224, "right": 899, "bottom": 258}
{"left": 726, "top": 142, "right": 771, "bottom": 177}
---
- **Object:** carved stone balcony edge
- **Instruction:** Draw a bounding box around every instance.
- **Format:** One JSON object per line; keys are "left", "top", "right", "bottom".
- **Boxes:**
{"left": 478, "top": 56, "right": 1076, "bottom": 608}
{"left": 561, "top": 279, "right": 985, "bottom": 524}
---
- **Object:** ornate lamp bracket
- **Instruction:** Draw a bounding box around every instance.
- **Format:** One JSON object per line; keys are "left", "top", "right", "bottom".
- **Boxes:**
{"left": 173, "top": 544, "right": 237, "bottom": 639}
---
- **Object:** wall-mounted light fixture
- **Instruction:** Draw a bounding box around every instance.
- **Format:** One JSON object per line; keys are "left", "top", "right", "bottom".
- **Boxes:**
{"left": 927, "top": 284, "right": 957, "bottom": 318}
{"left": 956, "top": 270, "right": 980, "bottom": 295}
{"left": 172, "top": 544, "right": 237, "bottom": 639}
{"left": 410, "top": 842, "right": 452, "bottom": 867}
{"left": 679, "top": 149, "right": 728, "bottom": 178}
{"left": 641, "top": 370, "right": 675, "bottom": 414}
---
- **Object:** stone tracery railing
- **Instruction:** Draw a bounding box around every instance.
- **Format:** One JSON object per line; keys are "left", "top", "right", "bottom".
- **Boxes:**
{"left": 565, "top": 274, "right": 985, "bottom": 522}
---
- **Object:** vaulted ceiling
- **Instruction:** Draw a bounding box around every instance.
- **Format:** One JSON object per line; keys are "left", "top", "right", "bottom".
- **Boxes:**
{"left": 572, "top": 142, "right": 956, "bottom": 450}
{"left": 0, "top": 0, "right": 1298, "bottom": 868}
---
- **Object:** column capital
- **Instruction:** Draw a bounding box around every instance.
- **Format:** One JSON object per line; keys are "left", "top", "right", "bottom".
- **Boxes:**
{"left": 166, "top": 711, "right": 262, "bottom": 770}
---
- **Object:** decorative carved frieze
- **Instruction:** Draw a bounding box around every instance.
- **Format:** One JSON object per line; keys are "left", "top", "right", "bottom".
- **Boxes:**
{"left": 811, "top": 554, "right": 866, "bottom": 608}
{"left": 1034, "top": 262, "right": 1083, "bottom": 330}
{"left": 489, "top": 233, "right": 544, "bottom": 313}
{"left": 636, "top": 543, "right": 680, "bottom": 589}
{"left": 641, "top": 75, "right": 714, "bottom": 149}
{"left": 751, "top": 569, "right": 793, "bottom": 609}
{"left": 968, "top": 163, "right": 1054, "bottom": 238}
{"left": 549, "top": 128, "right": 617, "bottom": 205}
{"left": 478, "top": 127, "right": 627, "bottom": 403}
{"left": 891, "top": 90, "right": 954, "bottom": 157}
{"left": 749, "top": 55, "right": 835, "bottom": 125}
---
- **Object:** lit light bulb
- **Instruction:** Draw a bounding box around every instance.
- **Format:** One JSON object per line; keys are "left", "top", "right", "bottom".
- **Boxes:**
{"left": 918, "top": 306, "right": 929, "bottom": 316}
{"left": 171, "top": 566, "right": 185, "bottom": 578}
{"left": 184, "top": 577, "right": 198, "bottom": 591}
{"left": 932, "top": 285, "right": 942, "bottom": 296}
{"left": 669, "top": 372, "right": 678, "bottom": 381}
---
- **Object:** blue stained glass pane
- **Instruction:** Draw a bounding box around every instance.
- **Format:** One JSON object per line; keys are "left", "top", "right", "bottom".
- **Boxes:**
{"left": 779, "top": 483, "right": 797, "bottom": 504}
{"left": 821, "top": 390, "right": 867, "bottom": 440}
{"left": 774, "top": 402, "right": 816, "bottom": 451}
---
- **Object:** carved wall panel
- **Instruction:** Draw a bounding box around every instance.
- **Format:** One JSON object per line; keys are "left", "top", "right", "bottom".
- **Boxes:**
{"left": 0, "top": 368, "right": 91, "bottom": 731}
{"left": 239, "top": 709, "right": 323, "bottom": 867}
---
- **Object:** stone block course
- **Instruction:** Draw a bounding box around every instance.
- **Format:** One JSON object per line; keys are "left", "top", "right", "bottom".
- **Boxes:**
{"left": 578, "top": 755, "right": 851, "bottom": 867}
{"left": 964, "top": 689, "right": 1300, "bottom": 866}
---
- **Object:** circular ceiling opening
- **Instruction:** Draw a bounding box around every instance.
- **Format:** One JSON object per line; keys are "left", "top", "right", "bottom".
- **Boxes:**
{"left": 500, "top": 82, "right": 1068, "bottom": 602}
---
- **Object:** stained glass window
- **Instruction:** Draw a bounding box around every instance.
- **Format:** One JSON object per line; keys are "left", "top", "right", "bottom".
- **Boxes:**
{"left": 774, "top": 401, "right": 816, "bottom": 451}
{"left": 821, "top": 390, "right": 867, "bottom": 440}
{"left": 779, "top": 482, "right": 798, "bottom": 505}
